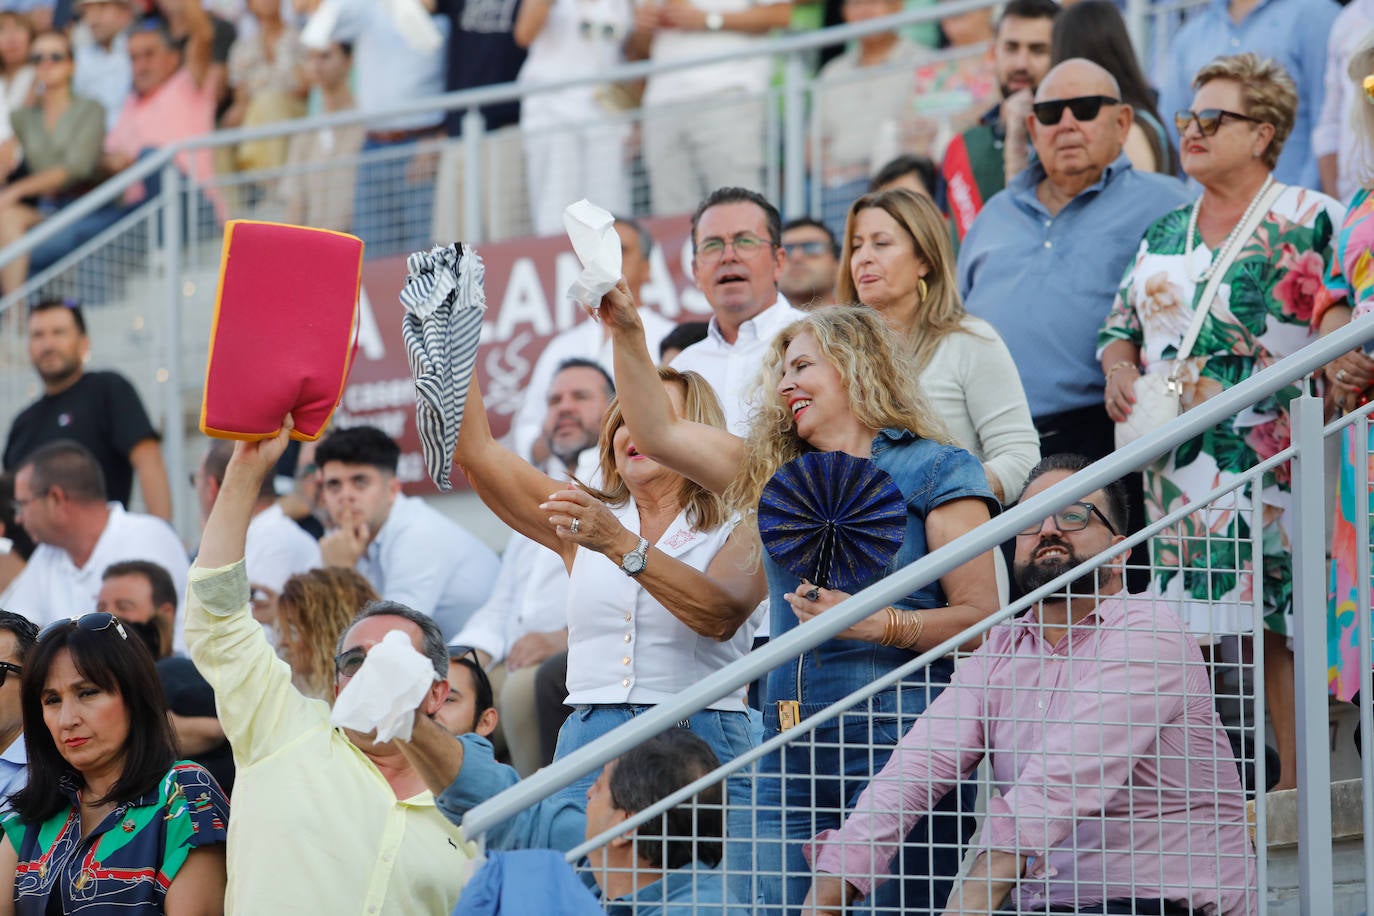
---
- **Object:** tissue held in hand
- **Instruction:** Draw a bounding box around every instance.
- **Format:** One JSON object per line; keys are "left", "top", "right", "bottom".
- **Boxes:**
{"left": 563, "top": 199, "right": 622, "bottom": 308}
{"left": 329, "top": 631, "right": 437, "bottom": 743}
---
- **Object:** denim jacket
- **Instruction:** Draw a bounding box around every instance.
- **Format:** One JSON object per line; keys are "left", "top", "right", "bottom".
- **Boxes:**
{"left": 762, "top": 431, "right": 997, "bottom": 722}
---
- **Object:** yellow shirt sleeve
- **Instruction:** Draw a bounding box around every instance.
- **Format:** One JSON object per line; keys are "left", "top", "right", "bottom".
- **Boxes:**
{"left": 184, "top": 559, "right": 331, "bottom": 766}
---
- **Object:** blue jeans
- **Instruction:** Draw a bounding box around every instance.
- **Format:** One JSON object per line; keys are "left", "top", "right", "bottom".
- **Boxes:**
{"left": 354, "top": 136, "right": 436, "bottom": 259}
{"left": 754, "top": 677, "right": 976, "bottom": 916}
{"left": 552, "top": 704, "right": 760, "bottom": 904}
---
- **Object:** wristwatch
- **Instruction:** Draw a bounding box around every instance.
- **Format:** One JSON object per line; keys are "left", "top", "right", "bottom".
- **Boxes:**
{"left": 705, "top": 11, "right": 724, "bottom": 30}
{"left": 620, "top": 537, "right": 650, "bottom": 577}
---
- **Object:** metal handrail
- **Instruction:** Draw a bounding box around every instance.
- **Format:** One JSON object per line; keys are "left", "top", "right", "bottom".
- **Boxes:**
{"left": 461, "top": 314, "right": 1374, "bottom": 838}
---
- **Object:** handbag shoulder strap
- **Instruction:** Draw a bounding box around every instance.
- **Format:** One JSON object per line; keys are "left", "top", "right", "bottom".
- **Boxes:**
{"left": 1175, "top": 179, "right": 1287, "bottom": 367}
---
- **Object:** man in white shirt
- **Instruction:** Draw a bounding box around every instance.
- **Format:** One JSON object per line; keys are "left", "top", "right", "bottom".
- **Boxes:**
{"left": 317, "top": 425, "right": 500, "bottom": 639}
{"left": 194, "top": 438, "right": 321, "bottom": 630}
{"left": 0, "top": 612, "right": 35, "bottom": 812}
{"left": 451, "top": 359, "right": 613, "bottom": 775}
{"left": 508, "top": 216, "right": 677, "bottom": 462}
{"left": 629, "top": 0, "right": 790, "bottom": 215}
{"left": 670, "top": 187, "right": 806, "bottom": 435}
{"left": 5, "top": 440, "right": 189, "bottom": 639}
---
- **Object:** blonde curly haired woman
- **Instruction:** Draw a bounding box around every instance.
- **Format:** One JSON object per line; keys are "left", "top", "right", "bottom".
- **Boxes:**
{"left": 599, "top": 291, "right": 1001, "bottom": 914}
{"left": 277, "top": 567, "right": 378, "bottom": 701}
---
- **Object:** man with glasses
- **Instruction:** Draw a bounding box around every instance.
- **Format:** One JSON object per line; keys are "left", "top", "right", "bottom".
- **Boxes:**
{"left": 957, "top": 60, "right": 1188, "bottom": 581}
{"left": 186, "top": 426, "right": 476, "bottom": 913}
{"left": 777, "top": 217, "right": 840, "bottom": 311}
{"left": 0, "top": 611, "right": 36, "bottom": 813}
{"left": 805, "top": 453, "right": 1258, "bottom": 914}
{"left": 670, "top": 187, "right": 805, "bottom": 435}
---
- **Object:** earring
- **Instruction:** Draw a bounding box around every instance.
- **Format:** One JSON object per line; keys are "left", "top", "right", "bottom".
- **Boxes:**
{"left": 917, "top": 277, "right": 928, "bottom": 301}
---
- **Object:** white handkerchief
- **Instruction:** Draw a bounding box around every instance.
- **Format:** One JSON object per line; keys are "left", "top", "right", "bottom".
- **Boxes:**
{"left": 329, "top": 631, "right": 436, "bottom": 743}
{"left": 381, "top": 0, "right": 445, "bottom": 53}
{"left": 564, "top": 199, "right": 622, "bottom": 308}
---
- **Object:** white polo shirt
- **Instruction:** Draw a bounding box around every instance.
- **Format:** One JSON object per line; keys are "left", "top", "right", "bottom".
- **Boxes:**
{"left": 245, "top": 504, "right": 322, "bottom": 595}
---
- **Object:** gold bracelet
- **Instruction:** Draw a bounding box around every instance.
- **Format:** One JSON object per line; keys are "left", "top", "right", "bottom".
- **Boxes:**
{"left": 1104, "top": 360, "right": 1138, "bottom": 385}
{"left": 896, "top": 610, "right": 924, "bottom": 650}
{"left": 879, "top": 606, "right": 900, "bottom": 646}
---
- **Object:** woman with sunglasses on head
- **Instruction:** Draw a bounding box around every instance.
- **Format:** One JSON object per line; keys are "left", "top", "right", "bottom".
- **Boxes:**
{"left": 598, "top": 290, "right": 1000, "bottom": 915}
{"left": 839, "top": 187, "right": 1039, "bottom": 507}
{"left": 1099, "top": 52, "right": 1346, "bottom": 792}
{"left": 0, "top": 29, "right": 103, "bottom": 296}
{"left": 0, "top": 613, "right": 229, "bottom": 914}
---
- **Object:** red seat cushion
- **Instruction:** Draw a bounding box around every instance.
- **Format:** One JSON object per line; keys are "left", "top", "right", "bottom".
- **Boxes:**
{"left": 200, "top": 220, "right": 364, "bottom": 441}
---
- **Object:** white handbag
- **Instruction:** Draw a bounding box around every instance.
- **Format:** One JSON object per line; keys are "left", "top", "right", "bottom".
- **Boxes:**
{"left": 1114, "top": 181, "right": 1286, "bottom": 452}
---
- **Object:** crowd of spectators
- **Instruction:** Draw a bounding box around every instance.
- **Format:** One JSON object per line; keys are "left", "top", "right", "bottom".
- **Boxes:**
{"left": 0, "top": 0, "right": 1369, "bottom": 911}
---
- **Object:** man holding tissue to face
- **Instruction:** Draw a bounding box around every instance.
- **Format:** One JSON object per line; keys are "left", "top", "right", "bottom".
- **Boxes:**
{"left": 185, "top": 421, "right": 474, "bottom": 915}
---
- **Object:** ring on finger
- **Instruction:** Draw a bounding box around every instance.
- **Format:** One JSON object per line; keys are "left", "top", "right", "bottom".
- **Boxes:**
{"left": 570, "top": 517, "right": 581, "bottom": 534}
{"left": 805, "top": 587, "right": 820, "bottom": 601}
{"left": 1339, "top": 369, "right": 1349, "bottom": 383}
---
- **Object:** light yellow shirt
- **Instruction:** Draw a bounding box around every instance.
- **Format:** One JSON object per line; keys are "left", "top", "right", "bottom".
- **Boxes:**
{"left": 185, "top": 560, "right": 474, "bottom": 915}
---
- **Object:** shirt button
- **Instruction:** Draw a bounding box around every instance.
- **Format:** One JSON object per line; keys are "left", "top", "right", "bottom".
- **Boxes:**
{"left": 621, "top": 677, "right": 630, "bottom": 687}
{"left": 622, "top": 656, "right": 631, "bottom": 665}
{"left": 1043, "top": 240, "right": 1052, "bottom": 248}
{"left": 623, "top": 634, "right": 631, "bottom": 643}
{"left": 624, "top": 613, "right": 631, "bottom": 622}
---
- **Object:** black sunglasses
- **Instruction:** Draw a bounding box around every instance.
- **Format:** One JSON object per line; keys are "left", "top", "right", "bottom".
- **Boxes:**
{"left": 1017, "top": 501, "right": 1119, "bottom": 537}
{"left": 447, "top": 645, "right": 492, "bottom": 693}
{"left": 334, "top": 645, "right": 368, "bottom": 679}
{"left": 39, "top": 612, "right": 128, "bottom": 642}
{"left": 0, "top": 662, "right": 21, "bottom": 688}
{"left": 1174, "top": 108, "right": 1262, "bottom": 137}
{"left": 1032, "top": 95, "right": 1120, "bottom": 126}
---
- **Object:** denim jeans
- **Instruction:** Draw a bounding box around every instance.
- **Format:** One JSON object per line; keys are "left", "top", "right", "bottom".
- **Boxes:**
{"left": 354, "top": 136, "right": 436, "bottom": 259}
{"left": 551, "top": 704, "right": 760, "bottom": 905}
{"left": 753, "top": 674, "right": 975, "bottom": 916}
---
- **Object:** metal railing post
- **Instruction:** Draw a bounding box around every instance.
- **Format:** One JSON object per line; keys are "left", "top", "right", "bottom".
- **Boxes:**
{"left": 462, "top": 108, "right": 485, "bottom": 243}
{"left": 158, "top": 163, "right": 189, "bottom": 541}
{"left": 1290, "top": 389, "right": 1334, "bottom": 914}
{"left": 782, "top": 50, "right": 807, "bottom": 219}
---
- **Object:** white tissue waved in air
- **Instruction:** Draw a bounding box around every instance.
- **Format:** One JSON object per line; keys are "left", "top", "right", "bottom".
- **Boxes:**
{"left": 329, "top": 630, "right": 437, "bottom": 743}
{"left": 563, "top": 199, "right": 622, "bottom": 311}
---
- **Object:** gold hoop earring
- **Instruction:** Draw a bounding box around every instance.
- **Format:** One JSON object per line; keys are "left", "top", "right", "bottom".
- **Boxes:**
{"left": 917, "top": 277, "right": 929, "bottom": 301}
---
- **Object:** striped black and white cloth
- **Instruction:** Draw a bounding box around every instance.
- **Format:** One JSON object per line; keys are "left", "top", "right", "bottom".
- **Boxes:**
{"left": 399, "top": 243, "right": 486, "bottom": 490}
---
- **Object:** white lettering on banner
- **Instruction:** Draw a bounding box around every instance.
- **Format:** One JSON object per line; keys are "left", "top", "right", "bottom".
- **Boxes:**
{"left": 356, "top": 286, "right": 385, "bottom": 360}
{"left": 494, "top": 258, "right": 553, "bottom": 340}
{"left": 553, "top": 252, "right": 584, "bottom": 330}
{"left": 641, "top": 244, "right": 681, "bottom": 318}
{"left": 482, "top": 334, "right": 535, "bottom": 418}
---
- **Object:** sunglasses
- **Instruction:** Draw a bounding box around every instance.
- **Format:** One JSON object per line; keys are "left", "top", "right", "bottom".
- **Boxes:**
{"left": 446, "top": 645, "right": 493, "bottom": 695}
{"left": 334, "top": 645, "right": 368, "bottom": 679}
{"left": 28, "top": 52, "right": 68, "bottom": 65}
{"left": 1017, "top": 501, "right": 1119, "bottom": 537}
{"left": 1032, "top": 95, "right": 1120, "bottom": 126}
{"left": 783, "top": 240, "right": 831, "bottom": 258}
{"left": 1173, "top": 108, "right": 1262, "bottom": 137}
{"left": 0, "top": 662, "right": 21, "bottom": 688}
{"left": 39, "top": 611, "right": 128, "bottom": 642}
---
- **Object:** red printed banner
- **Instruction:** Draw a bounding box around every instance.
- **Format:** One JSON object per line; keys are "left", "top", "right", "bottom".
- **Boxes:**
{"left": 331, "top": 215, "right": 705, "bottom": 493}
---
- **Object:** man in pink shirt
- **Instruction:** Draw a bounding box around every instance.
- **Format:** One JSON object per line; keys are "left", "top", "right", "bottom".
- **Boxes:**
{"left": 102, "top": 10, "right": 215, "bottom": 209}
{"left": 805, "top": 454, "right": 1258, "bottom": 915}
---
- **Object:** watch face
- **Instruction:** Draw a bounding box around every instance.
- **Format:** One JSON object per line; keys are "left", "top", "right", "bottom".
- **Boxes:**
{"left": 624, "top": 554, "right": 646, "bottom": 573}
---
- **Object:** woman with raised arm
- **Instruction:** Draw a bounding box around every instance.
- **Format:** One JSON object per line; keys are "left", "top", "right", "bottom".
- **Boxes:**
{"left": 450, "top": 363, "right": 765, "bottom": 893}
{"left": 599, "top": 287, "right": 1001, "bottom": 915}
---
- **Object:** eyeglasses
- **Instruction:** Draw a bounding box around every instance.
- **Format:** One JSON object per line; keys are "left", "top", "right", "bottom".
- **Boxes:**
{"left": 28, "top": 52, "right": 68, "bottom": 65}
{"left": 11, "top": 489, "right": 48, "bottom": 515}
{"left": 0, "top": 662, "right": 21, "bottom": 688}
{"left": 446, "top": 645, "right": 492, "bottom": 696}
{"left": 334, "top": 645, "right": 368, "bottom": 679}
{"left": 697, "top": 233, "right": 771, "bottom": 263}
{"left": 782, "top": 240, "right": 831, "bottom": 258}
{"left": 1173, "top": 108, "right": 1263, "bottom": 137}
{"left": 1031, "top": 95, "right": 1120, "bottom": 126}
{"left": 1017, "top": 501, "right": 1119, "bottom": 537}
{"left": 39, "top": 612, "right": 128, "bottom": 642}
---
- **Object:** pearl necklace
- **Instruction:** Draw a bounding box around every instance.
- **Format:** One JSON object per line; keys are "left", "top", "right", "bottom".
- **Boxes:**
{"left": 1185, "top": 174, "right": 1274, "bottom": 284}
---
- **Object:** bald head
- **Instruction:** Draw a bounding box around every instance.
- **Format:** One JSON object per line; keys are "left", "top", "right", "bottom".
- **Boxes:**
{"left": 1028, "top": 57, "right": 1131, "bottom": 190}
{"left": 1035, "top": 58, "right": 1121, "bottom": 103}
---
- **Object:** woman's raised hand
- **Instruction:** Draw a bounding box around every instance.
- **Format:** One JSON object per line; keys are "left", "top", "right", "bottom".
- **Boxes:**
{"left": 597, "top": 278, "right": 643, "bottom": 334}
{"left": 786, "top": 580, "right": 888, "bottom": 643}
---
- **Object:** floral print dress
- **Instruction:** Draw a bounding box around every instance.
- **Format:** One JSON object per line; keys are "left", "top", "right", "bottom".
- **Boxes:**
{"left": 1099, "top": 185, "right": 1345, "bottom": 639}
